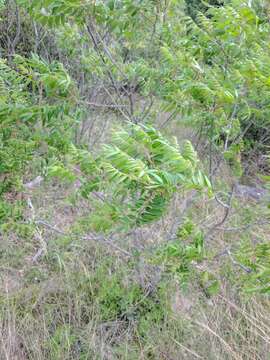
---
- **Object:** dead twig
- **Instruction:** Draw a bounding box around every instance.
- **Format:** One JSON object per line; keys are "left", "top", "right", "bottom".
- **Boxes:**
{"left": 83, "top": 101, "right": 128, "bottom": 109}
{"left": 207, "top": 219, "right": 269, "bottom": 232}
{"left": 213, "top": 247, "right": 252, "bottom": 273}
{"left": 27, "top": 199, "right": 48, "bottom": 263}
{"left": 205, "top": 188, "right": 234, "bottom": 241}
{"left": 33, "top": 219, "right": 132, "bottom": 258}
{"left": 226, "top": 249, "right": 252, "bottom": 273}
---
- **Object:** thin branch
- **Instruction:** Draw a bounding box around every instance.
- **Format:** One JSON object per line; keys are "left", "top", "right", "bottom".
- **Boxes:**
{"left": 34, "top": 219, "right": 132, "bottom": 258}
{"left": 159, "top": 110, "right": 178, "bottom": 129}
{"left": 85, "top": 23, "right": 133, "bottom": 121}
{"left": 226, "top": 249, "right": 252, "bottom": 273}
{"left": 205, "top": 187, "right": 234, "bottom": 240}
{"left": 35, "top": 220, "right": 66, "bottom": 235}
{"left": 213, "top": 188, "right": 234, "bottom": 229}
{"left": 83, "top": 101, "right": 128, "bottom": 109}
{"left": 208, "top": 219, "right": 269, "bottom": 232}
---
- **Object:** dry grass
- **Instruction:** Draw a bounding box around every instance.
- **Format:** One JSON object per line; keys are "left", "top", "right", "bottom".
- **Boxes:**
{"left": 0, "top": 116, "right": 269, "bottom": 359}
{"left": 0, "top": 175, "right": 269, "bottom": 359}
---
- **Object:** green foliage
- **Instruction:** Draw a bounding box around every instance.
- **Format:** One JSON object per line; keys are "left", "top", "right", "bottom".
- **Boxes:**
{"left": 48, "top": 325, "right": 76, "bottom": 360}
{"left": 75, "top": 123, "right": 211, "bottom": 231}
{"left": 156, "top": 0, "right": 270, "bottom": 174}
{"left": 89, "top": 260, "right": 169, "bottom": 338}
{"left": 0, "top": 200, "right": 23, "bottom": 225}
{"left": 236, "top": 240, "right": 270, "bottom": 294}
{"left": 185, "top": 0, "right": 225, "bottom": 20}
{"left": 0, "top": 0, "right": 268, "bottom": 305}
{"left": 232, "top": 173, "right": 270, "bottom": 295}
{"left": 199, "top": 270, "right": 220, "bottom": 296}
{"left": 155, "top": 219, "right": 206, "bottom": 287}
{"left": 13, "top": 0, "right": 270, "bottom": 177}
{"left": 0, "top": 7, "right": 268, "bottom": 360}
{"left": 16, "top": 0, "right": 91, "bottom": 26}
{"left": 0, "top": 54, "right": 75, "bottom": 213}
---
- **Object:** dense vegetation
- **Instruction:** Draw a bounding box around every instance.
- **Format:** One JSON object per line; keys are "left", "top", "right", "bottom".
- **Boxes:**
{"left": 0, "top": 0, "right": 269, "bottom": 359}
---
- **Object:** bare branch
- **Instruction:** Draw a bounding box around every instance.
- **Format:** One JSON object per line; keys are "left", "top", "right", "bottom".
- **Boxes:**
{"left": 33, "top": 219, "right": 132, "bottom": 258}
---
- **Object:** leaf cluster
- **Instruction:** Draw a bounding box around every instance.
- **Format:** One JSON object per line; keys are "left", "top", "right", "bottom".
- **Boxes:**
{"left": 76, "top": 123, "right": 211, "bottom": 230}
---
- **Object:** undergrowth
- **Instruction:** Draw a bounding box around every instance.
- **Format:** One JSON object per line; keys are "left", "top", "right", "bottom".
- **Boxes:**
{"left": 0, "top": 180, "right": 269, "bottom": 359}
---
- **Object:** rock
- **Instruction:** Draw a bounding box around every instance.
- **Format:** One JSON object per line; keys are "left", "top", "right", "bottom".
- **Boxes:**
{"left": 234, "top": 184, "right": 268, "bottom": 201}
{"left": 24, "top": 176, "right": 44, "bottom": 189}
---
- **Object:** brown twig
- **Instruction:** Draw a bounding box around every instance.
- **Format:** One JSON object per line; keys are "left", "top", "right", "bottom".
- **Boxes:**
{"left": 34, "top": 219, "right": 131, "bottom": 258}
